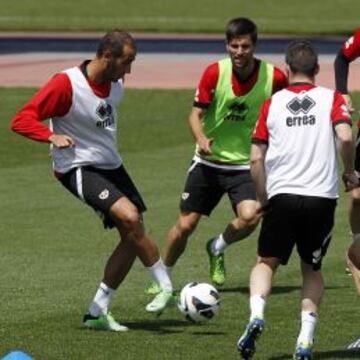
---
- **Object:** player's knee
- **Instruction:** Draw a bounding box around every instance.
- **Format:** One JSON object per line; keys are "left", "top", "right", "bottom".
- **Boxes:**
{"left": 257, "top": 257, "right": 279, "bottom": 271}
{"left": 238, "top": 207, "right": 259, "bottom": 226}
{"left": 117, "top": 210, "right": 142, "bottom": 231}
{"left": 177, "top": 218, "right": 197, "bottom": 237}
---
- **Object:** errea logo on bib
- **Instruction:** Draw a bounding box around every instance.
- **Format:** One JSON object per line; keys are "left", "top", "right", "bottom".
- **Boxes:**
{"left": 286, "top": 95, "right": 316, "bottom": 127}
{"left": 224, "top": 102, "right": 249, "bottom": 122}
{"left": 96, "top": 102, "right": 115, "bottom": 128}
{"left": 287, "top": 95, "right": 315, "bottom": 115}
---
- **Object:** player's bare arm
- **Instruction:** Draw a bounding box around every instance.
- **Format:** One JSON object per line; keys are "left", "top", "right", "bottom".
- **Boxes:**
{"left": 335, "top": 123, "right": 358, "bottom": 191}
{"left": 48, "top": 134, "right": 76, "bottom": 148}
{"left": 188, "top": 106, "right": 213, "bottom": 155}
{"left": 250, "top": 143, "right": 268, "bottom": 206}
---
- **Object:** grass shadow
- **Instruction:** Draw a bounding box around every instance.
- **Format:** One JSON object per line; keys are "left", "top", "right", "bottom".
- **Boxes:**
{"left": 121, "top": 319, "right": 191, "bottom": 334}
{"left": 77, "top": 319, "right": 191, "bottom": 335}
{"left": 190, "top": 330, "right": 225, "bottom": 336}
{"left": 123, "top": 319, "right": 225, "bottom": 336}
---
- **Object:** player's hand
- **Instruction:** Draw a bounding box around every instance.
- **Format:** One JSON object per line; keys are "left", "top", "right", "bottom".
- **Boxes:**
{"left": 343, "top": 94, "right": 355, "bottom": 114}
{"left": 256, "top": 200, "right": 269, "bottom": 215}
{"left": 197, "top": 137, "right": 213, "bottom": 156}
{"left": 48, "top": 134, "right": 75, "bottom": 148}
{"left": 342, "top": 171, "right": 359, "bottom": 192}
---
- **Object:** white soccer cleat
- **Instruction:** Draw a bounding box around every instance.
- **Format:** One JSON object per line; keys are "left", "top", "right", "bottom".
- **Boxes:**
{"left": 145, "top": 289, "right": 174, "bottom": 314}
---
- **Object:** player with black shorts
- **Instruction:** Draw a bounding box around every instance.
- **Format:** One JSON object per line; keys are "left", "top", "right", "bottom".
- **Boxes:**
{"left": 145, "top": 17, "right": 287, "bottom": 295}
{"left": 59, "top": 166, "right": 146, "bottom": 228}
{"left": 258, "top": 194, "right": 336, "bottom": 271}
{"left": 237, "top": 40, "right": 357, "bottom": 359}
{"left": 10, "top": 30, "right": 174, "bottom": 332}
{"left": 181, "top": 161, "right": 256, "bottom": 216}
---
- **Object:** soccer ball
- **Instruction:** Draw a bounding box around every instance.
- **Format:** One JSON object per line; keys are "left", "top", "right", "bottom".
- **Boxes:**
{"left": 178, "top": 282, "right": 220, "bottom": 322}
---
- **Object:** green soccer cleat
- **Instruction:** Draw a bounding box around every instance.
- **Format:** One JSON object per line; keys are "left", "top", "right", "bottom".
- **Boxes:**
{"left": 145, "top": 281, "right": 161, "bottom": 295}
{"left": 83, "top": 312, "right": 129, "bottom": 332}
{"left": 206, "top": 238, "right": 226, "bottom": 286}
{"left": 145, "top": 289, "right": 175, "bottom": 314}
{"left": 293, "top": 341, "right": 313, "bottom": 360}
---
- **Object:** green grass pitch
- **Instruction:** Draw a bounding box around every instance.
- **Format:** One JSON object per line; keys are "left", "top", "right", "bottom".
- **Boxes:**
{"left": 0, "top": 88, "right": 360, "bottom": 359}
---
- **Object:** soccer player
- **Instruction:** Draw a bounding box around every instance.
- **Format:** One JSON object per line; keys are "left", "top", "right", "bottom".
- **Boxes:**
{"left": 237, "top": 39, "right": 357, "bottom": 359}
{"left": 146, "top": 17, "right": 287, "bottom": 294}
{"left": 334, "top": 28, "right": 360, "bottom": 350}
{"left": 10, "top": 30, "right": 173, "bottom": 332}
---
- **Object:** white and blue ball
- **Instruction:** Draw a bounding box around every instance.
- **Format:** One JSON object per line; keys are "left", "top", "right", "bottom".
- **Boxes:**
{"left": 178, "top": 282, "right": 220, "bottom": 322}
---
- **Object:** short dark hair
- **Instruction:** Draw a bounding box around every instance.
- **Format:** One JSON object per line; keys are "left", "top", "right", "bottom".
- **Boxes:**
{"left": 97, "top": 29, "right": 136, "bottom": 58}
{"left": 285, "top": 39, "right": 318, "bottom": 77}
{"left": 225, "top": 17, "right": 257, "bottom": 44}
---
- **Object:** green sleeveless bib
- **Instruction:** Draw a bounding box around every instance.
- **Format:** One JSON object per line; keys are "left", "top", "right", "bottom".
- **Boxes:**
{"left": 196, "top": 58, "right": 274, "bottom": 164}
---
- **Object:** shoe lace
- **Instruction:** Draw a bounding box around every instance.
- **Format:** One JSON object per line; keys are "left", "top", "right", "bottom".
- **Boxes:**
{"left": 214, "top": 254, "right": 225, "bottom": 274}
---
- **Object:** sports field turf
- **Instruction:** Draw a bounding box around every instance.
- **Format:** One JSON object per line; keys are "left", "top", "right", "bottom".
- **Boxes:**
{"left": 0, "top": 0, "right": 359, "bottom": 35}
{"left": 1, "top": 88, "right": 360, "bottom": 359}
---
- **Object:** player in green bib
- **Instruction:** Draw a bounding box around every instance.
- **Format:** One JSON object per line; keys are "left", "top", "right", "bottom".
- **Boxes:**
{"left": 198, "top": 57, "right": 274, "bottom": 165}
{"left": 146, "top": 18, "right": 287, "bottom": 295}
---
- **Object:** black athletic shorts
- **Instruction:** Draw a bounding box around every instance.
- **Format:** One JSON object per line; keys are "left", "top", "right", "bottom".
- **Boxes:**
{"left": 59, "top": 165, "right": 146, "bottom": 229}
{"left": 180, "top": 161, "right": 256, "bottom": 216}
{"left": 355, "top": 129, "right": 360, "bottom": 173}
{"left": 258, "top": 194, "right": 337, "bottom": 270}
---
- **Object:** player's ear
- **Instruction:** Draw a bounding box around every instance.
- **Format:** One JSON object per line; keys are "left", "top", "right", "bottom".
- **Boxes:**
{"left": 102, "top": 50, "right": 113, "bottom": 64}
{"left": 225, "top": 41, "right": 230, "bottom": 53}
{"left": 314, "top": 64, "right": 320, "bottom": 76}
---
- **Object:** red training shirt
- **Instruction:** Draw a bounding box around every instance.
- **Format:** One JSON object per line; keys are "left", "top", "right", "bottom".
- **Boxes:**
{"left": 193, "top": 59, "right": 288, "bottom": 107}
{"left": 10, "top": 61, "right": 112, "bottom": 142}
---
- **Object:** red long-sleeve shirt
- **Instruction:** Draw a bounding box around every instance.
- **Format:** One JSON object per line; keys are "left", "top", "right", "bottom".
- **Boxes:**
{"left": 11, "top": 62, "right": 111, "bottom": 141}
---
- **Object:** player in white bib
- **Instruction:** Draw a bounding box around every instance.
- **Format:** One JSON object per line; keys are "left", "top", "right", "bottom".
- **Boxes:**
{"left": 237, "top": 40, "right": 358, "bottom": 359}
{"left": 11, "top": 30, "right": 174, "bottom": 332}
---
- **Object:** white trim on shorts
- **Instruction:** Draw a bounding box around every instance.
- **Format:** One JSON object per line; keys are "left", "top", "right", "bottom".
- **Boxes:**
{"left": 193, "top": 154, "right": 250, "bottom": 171}
{"left": 75, "top": 167, "right": 85, "bottom": 202}
{"left": 187, "top": 158, "right": 199, "bottom": 173}
{"left": 312, "top": 231, "right": 332, "bottom": 265}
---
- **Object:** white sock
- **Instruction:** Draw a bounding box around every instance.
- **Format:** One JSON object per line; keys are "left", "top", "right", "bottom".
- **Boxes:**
{"left": 164, "top": 265, "right": 172, "bottom": 278}
{"left": 147, "top": 259, "right": 172, "bottom": 291}
{"left": 211, "top": 234, "right": 228, "bottom": 256}
{"left": 249, "top": 294, "right": 266, "bottom": 321}
{"left": 297, "top": 311, "right": 317, "bottom": 344}
{"left": 89, "top": 282, "right": 115, "bottom": 317}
